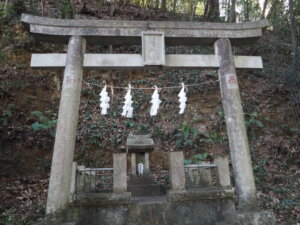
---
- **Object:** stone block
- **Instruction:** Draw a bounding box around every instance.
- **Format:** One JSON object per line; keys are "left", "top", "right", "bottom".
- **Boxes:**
{"left": 76, "top": 192, "right": 131, "bottom": 206}
{"left": 185, "top": 162, "right": 212, "bottom": 187}
{"left": 69, "top": 162, "right": 77, "bottom": 202}
{"left": 167, "top": 187, "right": 235, "bottom": 202}
{"left": 144, "top": 152, "right": 150, "bottom": 173}
{"left": 214, "top": 156, "right": 231, "bottom": 187}
{"left": 169, "top": 151, "right": 185, "bottom": 190}
{"left": 223, "top": 210, "right": 276, "bottom": 225}
{"left": 113, "top": 153, "right": 127, "bottom": 193}
{"left": 131, "top": 153, "right": 136, "bottom": 175}
{"left": 142, "top": 31, "right": 165, "bottom": 65}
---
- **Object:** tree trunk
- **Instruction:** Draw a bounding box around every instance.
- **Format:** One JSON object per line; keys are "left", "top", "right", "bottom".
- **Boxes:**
{"left": 110, "top": 0, "right": 117, "bottom": 16}
{"left": 273, "top": 0, "right": 280, "bottom": 33}
{"left": 4, "top": 0, "right": 10, "bottom": 13}
{"left": 245, "top": 0, "right": 249, "bottom": 21}
{"left": 204, "top": 0, "right": 209, "bottom": 18}
{"left": 230, "top": 0, "right": 236, "bottom": 22}
{"left": 289, "top": 0, "right": 297, "bottom": 61}
{"left": 205, "top": 0, "right": 219, "bottom": 21}
{"left": 173, "top": 0, "right": 177, "bottom": 12}
{"left": 214, "top": 0, "right": 220, "bottom": 20}
{"left": 41, "top": 0, "right": 45, "bottom": 16}
{"left": 161, "top": 0, "right": 166, "bottom": 11}
{"left": 11, "top": 0, "right": 26, "bottom": 15}
{"left": 189, "top": 0, "right": 193, "bottom": 20}
{"left": 261, "top": 0, "right": 268, "bottom": 19}
{"left": 156, "top": 0, "right": 160, "bottom": 9}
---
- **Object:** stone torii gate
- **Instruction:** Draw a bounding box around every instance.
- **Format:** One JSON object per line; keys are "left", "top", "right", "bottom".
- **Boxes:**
{"left": 21, "top": 14, "right": 267, "bottom": 215}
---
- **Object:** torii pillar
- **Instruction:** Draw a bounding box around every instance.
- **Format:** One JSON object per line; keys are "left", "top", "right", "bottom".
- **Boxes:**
{"left": 46, "top": 36, "right": 86, "bottom": 214}
{"left": 215, "top": 38, "right": 257, "bottom": 210}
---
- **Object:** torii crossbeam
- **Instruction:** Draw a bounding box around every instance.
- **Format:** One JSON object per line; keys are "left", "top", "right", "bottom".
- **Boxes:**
{"left": 21, "top": 14, "right": 268, "bottom": 215}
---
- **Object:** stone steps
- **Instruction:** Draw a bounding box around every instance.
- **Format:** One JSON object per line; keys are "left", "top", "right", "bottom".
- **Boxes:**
{"left": 128, "top": 183, "right": 161, "bottom": 197}
{"left": 128, "top": 175, "right": 162, "bottom": 197}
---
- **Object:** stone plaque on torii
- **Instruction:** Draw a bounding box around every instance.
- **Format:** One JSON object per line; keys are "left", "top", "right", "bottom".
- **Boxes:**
{"left": 21, "top": 14, "right": 267, "bottom": 215}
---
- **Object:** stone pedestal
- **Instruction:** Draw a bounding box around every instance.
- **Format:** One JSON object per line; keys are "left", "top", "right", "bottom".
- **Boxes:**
{"left": 214, "top": 156, "right": 231, "bottom": 187}
{"left": 169, "top": 151, "right": 185, "bottom": 190}
{"left": 221, "top": 210, "right": 275, "bottom": 225}
{"left": 185, "top": 162, "right": 213, "bottom": 188}
{"left": 113, "top": 153, "right": 127, "bottom": 193}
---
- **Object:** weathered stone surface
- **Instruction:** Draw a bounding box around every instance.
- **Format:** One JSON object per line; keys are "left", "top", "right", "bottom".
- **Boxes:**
{"left": 167, "top": 187, "right": 235, "bottom": 201}
{"left": 131, "top": 153, "right": 136, "bottom": 175}
{"left": 113, "top": 153, "right": 127, "bottom": 193}
{"left": 75, "top": 192, "right": 131, "bottom": 206}
{"left": 222, "top": 210, "right": 276, "bottom": 225}
{"left": 69, "top": 162, "right": 77, "bottom": 202}
{"left": 30, "top": 53, "right": 263, "bottom": 70}
{"left": 185, "top": 162, "right": 213, "bottom": 187}
{"left": 144, "top": 152, "right": 150, "bottom": 173}
{"left": 169, "top": 151, "right": 185, "bottom": 190}
{"left": 126, "top": 134, "right": 154, "bottom": 152}
{"left": 142, "top": 31, "right": 165, "bottom": 65}
{"left": 46, "top": 36, "right": 86, "bottom": 215}
{"left": 21, "top": 14, "right": 268, "bottom": 46}
{"left": 214, "top": 156, "right": 231, "bottom": 187}
{"left": 215, "top": 38, "right": 258, "bottom": 210}
{"left": 72, "top": 197, "right": 235, "bottom": 225}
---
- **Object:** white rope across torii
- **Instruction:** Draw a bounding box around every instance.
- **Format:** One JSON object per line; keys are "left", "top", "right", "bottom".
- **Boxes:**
{"left": 96, "top": 79, "right": 219, "bottom": 117}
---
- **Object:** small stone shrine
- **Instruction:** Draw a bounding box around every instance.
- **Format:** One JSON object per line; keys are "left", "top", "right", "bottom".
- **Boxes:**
{"left": 126, "top": 134, "right": 154, "bottom": 175}
{"left": 126, "top": 135, "right": 161, "bottom": 197}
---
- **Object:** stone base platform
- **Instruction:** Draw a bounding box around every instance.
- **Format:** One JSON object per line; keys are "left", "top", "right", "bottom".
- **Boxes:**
{"left": 33, "top": 188, "right": 275, "bottom": 225}
{"left": 219, "top": 210, "right": 276, "bottom": 225}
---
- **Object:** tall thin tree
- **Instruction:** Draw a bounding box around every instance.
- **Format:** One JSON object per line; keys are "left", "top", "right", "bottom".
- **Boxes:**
{"left": 289, "top": 0, "right": 297, "bottom": 61}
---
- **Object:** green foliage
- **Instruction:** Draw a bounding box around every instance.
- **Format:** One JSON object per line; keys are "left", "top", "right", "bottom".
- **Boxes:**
{"left": 0, "top": 104, "right": 18, "bottom": 127}
{"left": 184, "top": 152, "right": 209, "bottom": 165}
{"left": 245, "top": 111, "right": 264, "bottom": 140}
{"left": 0, "top": 208, "right": 31, "bottom": 225}
{"left": 58, "top": 0, "right": 75, "bottom": 19}
{"left": 31, "top": 111, "right": 57, "bottom": 136}
{"left": 0, "top": 49, "right": 6, "bottom": 61}
{"left": 175, "top": 122, "right": 199, "bottom": 147}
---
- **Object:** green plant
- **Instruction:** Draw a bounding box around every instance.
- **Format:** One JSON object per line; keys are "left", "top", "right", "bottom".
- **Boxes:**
{"left": 175, "top": 122, "right": 199, "bottom": 148}
{"left": 0, "top": 103, "right": 17, "bottom": 127}
{"left": 0, "top": 49, "right": 6, "bottom": 61}
{"left": 184, "top": 152, "right": 209, "bottom": 165}
{"left": 244, "top": 111, "right": 264, "bottom": 140}
{"left": 1, "top": 208, "right": 31, "bottom": 225}
{"left": 58, "top": 0, "right": 74, "bottom": 19}
{"left": 31, "top": 111, "right": 57, "bottom": 136}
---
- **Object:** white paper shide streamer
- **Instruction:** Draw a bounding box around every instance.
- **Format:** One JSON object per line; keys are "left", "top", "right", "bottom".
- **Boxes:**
{"left": 178, "top": 83, "right": 187, "bottom": 114}
{"left": 99, "top": 85, "right": 110, "bottom": 115}
{"left": 150, "top": 86, "right": 161, "bottom": 116}
{"left": 122, "top": 84, "right": 133, "bottom": 118}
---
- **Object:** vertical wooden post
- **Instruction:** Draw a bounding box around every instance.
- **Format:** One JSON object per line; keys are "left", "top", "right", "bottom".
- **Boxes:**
{"left": 46, "top": 36, "right": 86, "bottom": 214}
{"left": 214, "top": 38, "right": 257, "bottom": 210}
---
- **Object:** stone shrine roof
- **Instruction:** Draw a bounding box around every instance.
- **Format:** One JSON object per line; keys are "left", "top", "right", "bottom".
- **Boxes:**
{"left": 126, "top": 135, "right": 154, "bottom": 153}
